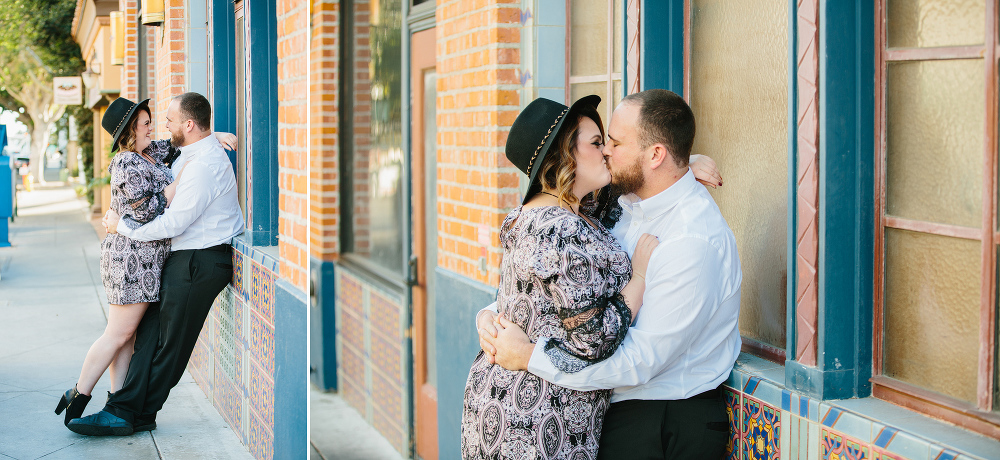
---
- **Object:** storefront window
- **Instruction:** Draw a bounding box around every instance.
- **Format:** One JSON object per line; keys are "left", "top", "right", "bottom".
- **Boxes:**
{"left": 689, "top": 0, "right": 789, "bottom": 352}
{"left": 876, "top": 0, "right": 998, "bottom": 426}
{"left": 342, "top": 0, "right": 405, "bottom": 276}
{"left": 568, "top": 0, "right": 623, "bottom": 122}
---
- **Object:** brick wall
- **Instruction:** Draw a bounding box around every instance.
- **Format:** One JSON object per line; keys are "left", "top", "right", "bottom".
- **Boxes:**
{"left": 154, "top": 0, "right": 188, "bottom": 136}
{"left": 436, "top": 0, "right": 521, "bottom": 287}
{"left": 350, "top": 0, "right": 371, "bottom": 257}
{"left": 120, "top": 0, "right": 138, "bottom": 101}
{"left": 276, "top": 0, "right": 309, "bottom": 291}
{"left": 310, "top": 0, "right": 339, "bottom": 261}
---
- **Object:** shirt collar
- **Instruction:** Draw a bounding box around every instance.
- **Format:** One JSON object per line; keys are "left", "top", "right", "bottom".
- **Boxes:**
{"left": 178, "top": 132, "right": 219, "bottom": 157}
{"left": 618, "top": 168, "right": 697, "bottom": 219}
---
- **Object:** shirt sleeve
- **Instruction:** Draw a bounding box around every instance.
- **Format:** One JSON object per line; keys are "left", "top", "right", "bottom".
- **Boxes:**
{"left": 111, "top": 153, "right": 167, "bottom": 225}
{"left": 526, "top": 236, "right": 726, "bottom": 391}
{"left": 531, "top": 219, "right": 632, "bottom": 373}
{"left": 118, "top": 160, "right": 216, "bottom": 241}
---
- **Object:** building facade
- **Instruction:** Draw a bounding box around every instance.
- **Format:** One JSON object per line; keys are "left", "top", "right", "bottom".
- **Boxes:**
{"left": 71, "top": 1, "right": 308, "bottom": 459}
{"left": 311, "top": 1, "right": 1000, "bottom": 460}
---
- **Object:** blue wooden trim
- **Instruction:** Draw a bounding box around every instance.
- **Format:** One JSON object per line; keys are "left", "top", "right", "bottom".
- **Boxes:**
{"left": 245, "top": 0, "right": 280, "bottom": 246}
{"left": 210, "top": 0, "right": 238, "bottom": 173}
{"left": 639, "top": 1, "right": 683, "bottom": 93}
{"left": 310, "top": 258, "right": 338, "bottom": 390}
{"left": 786, "top": 0, "right": 799, "bottom": 360}
{"left": 787, "top": 0, "right": 875, "bottom": 400}
{"left": 274, "top": 280, "right": 308, "bottom": 459}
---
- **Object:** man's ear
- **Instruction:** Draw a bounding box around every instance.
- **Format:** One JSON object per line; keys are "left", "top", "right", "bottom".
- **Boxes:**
{"left": 647, "top": 143, "right": 670, "bottom": 170}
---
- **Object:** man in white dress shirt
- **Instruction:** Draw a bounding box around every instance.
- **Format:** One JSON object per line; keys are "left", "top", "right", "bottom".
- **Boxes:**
{"left": 480, "top": 89, "right": 742, "bottom": 459}
{"left": 68, "top": 92, "right": 244, "bottom": 436}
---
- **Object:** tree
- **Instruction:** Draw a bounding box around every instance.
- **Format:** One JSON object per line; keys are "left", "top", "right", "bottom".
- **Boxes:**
{"left": 0, "top": 0, "right": 85, "bottom": 184}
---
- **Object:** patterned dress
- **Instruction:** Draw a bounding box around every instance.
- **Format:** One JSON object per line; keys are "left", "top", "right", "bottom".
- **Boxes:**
{"left": 100, "top": 140, "right": 173, "bottom": 305}
{"left": 461, "top": 205, "right": 633, "bottom": 460}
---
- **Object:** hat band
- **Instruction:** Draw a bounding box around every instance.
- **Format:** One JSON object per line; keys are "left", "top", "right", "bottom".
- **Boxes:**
{"left": 112, "top": 102, "right": 136, "bottom": 140}
{"left": 526, "top": 107, "right": 569, "bottom": 175}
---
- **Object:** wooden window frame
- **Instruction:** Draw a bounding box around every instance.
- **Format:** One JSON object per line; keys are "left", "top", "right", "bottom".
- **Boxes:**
{"left": 873, "top": 0, "right": 1000, "bottom": 439}
{"left": 566, "top": 0, "right": 624, "bottom": 123}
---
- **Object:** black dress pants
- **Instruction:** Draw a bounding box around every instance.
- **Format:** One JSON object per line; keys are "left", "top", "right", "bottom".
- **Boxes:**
{"left": 596, "top": 389, "right": 730, "bottom": 460}
{"left": 104, "top": 245, "right": 233, "bottom": 423}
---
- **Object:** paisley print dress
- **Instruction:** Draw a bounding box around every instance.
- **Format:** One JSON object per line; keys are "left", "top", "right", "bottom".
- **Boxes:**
{"left": 461, "top": 205, "right": 633, "bottom": 460}
{"left": 100, "top": 140, "right": 173, "bottom": 305}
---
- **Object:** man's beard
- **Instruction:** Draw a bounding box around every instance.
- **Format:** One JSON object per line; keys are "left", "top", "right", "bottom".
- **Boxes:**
{"left": 609, "top": 155, "right": 644, "bottom": 195}
{"left": 170, "top": 131, "right": 184, "bottom": 147}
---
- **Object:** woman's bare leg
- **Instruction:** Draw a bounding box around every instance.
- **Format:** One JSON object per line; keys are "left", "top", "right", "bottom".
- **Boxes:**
{"left": 76, "top": 302, "right": 149, "bottom": 396}
{"left": 109, "top": 333, "right": 136, "bottom": 392}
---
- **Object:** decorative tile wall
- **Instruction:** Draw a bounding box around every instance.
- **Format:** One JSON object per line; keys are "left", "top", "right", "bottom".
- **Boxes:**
{"left": 335, "top": 269, "right": 410, "bottom": 458}
{"left": 189, "top": 244, "right": 276, "bottom": 460}
{"left": 722, "top": 355, "right": 996, "bottom": 460}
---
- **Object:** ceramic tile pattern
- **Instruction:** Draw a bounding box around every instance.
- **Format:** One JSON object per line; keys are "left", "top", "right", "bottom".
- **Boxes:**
{"left": 336, "top": 270, "right": 410, "bottom": 457}
{"left": 720, "top": 364, "right": 997, "bottom": 460}
{"left": 743, "top": 395, "right": 781, "bottom": 460}
{"left": 186, "top": 246, "right": 277, "bottom": 460}
{"left": 726, "top": 388, "right": 742, "bottom": 460}
{"left": 822, "top": 429, "right": 871, "bottom": 460}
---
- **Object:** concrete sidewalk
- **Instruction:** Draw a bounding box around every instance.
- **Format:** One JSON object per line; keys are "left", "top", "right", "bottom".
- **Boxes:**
{"left": 310, "top": 386, "right": 404, "bottom": 460}
{"left": 0, "top": 185, "right": 251, "bottom": 460}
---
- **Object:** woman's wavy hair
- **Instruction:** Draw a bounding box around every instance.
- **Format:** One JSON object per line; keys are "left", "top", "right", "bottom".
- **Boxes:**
{"left": 116, "top": 104, "right": 151, "bottom": 154}
{"left": 536, "top": 104, "right": 605, "bottom": 209}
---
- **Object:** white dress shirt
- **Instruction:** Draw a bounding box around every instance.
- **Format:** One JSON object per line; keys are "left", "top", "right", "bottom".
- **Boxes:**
{"left": 117, "top": 134, "right": 244, "bottom": 251}
{"left": 522, "top": 168, "right": 743, "bottom": 402}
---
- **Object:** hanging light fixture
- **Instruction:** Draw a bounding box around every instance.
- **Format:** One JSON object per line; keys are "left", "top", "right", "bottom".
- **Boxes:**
{"left": 141, "top": 0, "right": 164, "bottom": 26}
{"left": 110, "top": 11, "right": 124, "bottom": 65}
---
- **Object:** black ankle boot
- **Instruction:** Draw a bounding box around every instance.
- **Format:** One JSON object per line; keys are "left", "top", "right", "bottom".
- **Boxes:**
{"left": 54, "top": 385, "right": 92, "bottom": 427}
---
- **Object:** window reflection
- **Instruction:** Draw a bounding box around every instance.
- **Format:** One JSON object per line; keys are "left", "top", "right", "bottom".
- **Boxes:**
{"left": 349, "top": 0, "right": 404, "bottom": 274}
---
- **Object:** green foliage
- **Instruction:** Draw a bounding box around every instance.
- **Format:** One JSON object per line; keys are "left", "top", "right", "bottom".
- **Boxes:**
{"left": 0, "top": 0, "right": 85, "bottom": 122}
{"left": 0, "top": 0, "right": 84, "bottom": 77}
{"left": 68, "top": 104, "right": 94, "bottom": 204}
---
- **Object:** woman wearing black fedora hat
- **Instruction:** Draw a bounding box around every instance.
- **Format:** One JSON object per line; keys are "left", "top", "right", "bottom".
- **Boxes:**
{"left": 54, "top": 97, "right": 235, "bottom": 428}
{"left": 460, "top": 95, "right": 720, "bottom": 459}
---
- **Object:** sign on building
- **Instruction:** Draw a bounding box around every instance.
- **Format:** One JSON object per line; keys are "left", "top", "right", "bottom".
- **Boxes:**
{"left": 53, "top": 77, "right": 83, "bottom": 105}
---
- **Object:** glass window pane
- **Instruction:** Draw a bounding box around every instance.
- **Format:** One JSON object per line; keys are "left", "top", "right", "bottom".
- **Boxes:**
{"left": 235, "top": 14, "right": 247, "bottom": 220}
{"left": 884, "top": 229, "right": 980, "bottom": 403}
{"left": 571, "top": 0, "right": 609, "bottom": 76}
{"left": 690, "top": 0, "right": 789, "bottom": 349}
{"left": 571, "top": 82, "right": 610, "bottom": 126}
{"left": 887, "top": 0, "right": 985, "bottom": 48}
{"left": 350, "top": 0, "right": 404, "bottom": 274}
{"left": 424, "top": 70, "right": 438, "bottom": 387}
{"left": 613, "top": 0, "right": 623, "bottom": 74}
{"left": 886, "top": 59, "right": 983, "bottom": 228}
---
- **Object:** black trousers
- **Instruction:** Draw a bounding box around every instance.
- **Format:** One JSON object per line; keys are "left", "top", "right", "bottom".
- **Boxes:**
{"left": 104, "top": 246, "right": 233, "bottom": 423}
{"left": 596, "top": 389, "right": 730, "bottom": 460}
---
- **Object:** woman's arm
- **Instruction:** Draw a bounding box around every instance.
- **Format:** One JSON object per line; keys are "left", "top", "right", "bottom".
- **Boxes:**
{"left": 531, "top": 220, "right": 639, "bottom": 372}
{"left": 690, "top": 154, "right": 723, "bottom": 188}
{"left": 111, "top": 153, "right": 167, "bottom": 224}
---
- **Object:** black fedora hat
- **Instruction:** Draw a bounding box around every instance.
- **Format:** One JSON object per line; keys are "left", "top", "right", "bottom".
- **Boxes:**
{"left": 102, "top": 97, "right": 150, "bottom": 153}
{"left": 506, "top": 95, "right": 601, "bottom": 204}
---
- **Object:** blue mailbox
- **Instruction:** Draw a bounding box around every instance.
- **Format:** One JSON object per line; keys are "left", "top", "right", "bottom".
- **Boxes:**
{"left": 0, "top": 125, "right": 11, "bottom": 247}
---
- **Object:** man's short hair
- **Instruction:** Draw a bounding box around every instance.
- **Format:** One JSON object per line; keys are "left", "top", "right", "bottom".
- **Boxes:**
{"left": 621, "top": 89, "right": 696, "bottom": 167}
{"left": 175, "top": 92, "right": 212, "bottom": 131}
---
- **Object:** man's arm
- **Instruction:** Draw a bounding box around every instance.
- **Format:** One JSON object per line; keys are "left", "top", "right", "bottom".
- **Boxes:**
{"left": 489, "top": 237, "right": 729, "bottom": 391}
{"left": 113, "top": 162, "right": 217, "bottom": 242}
